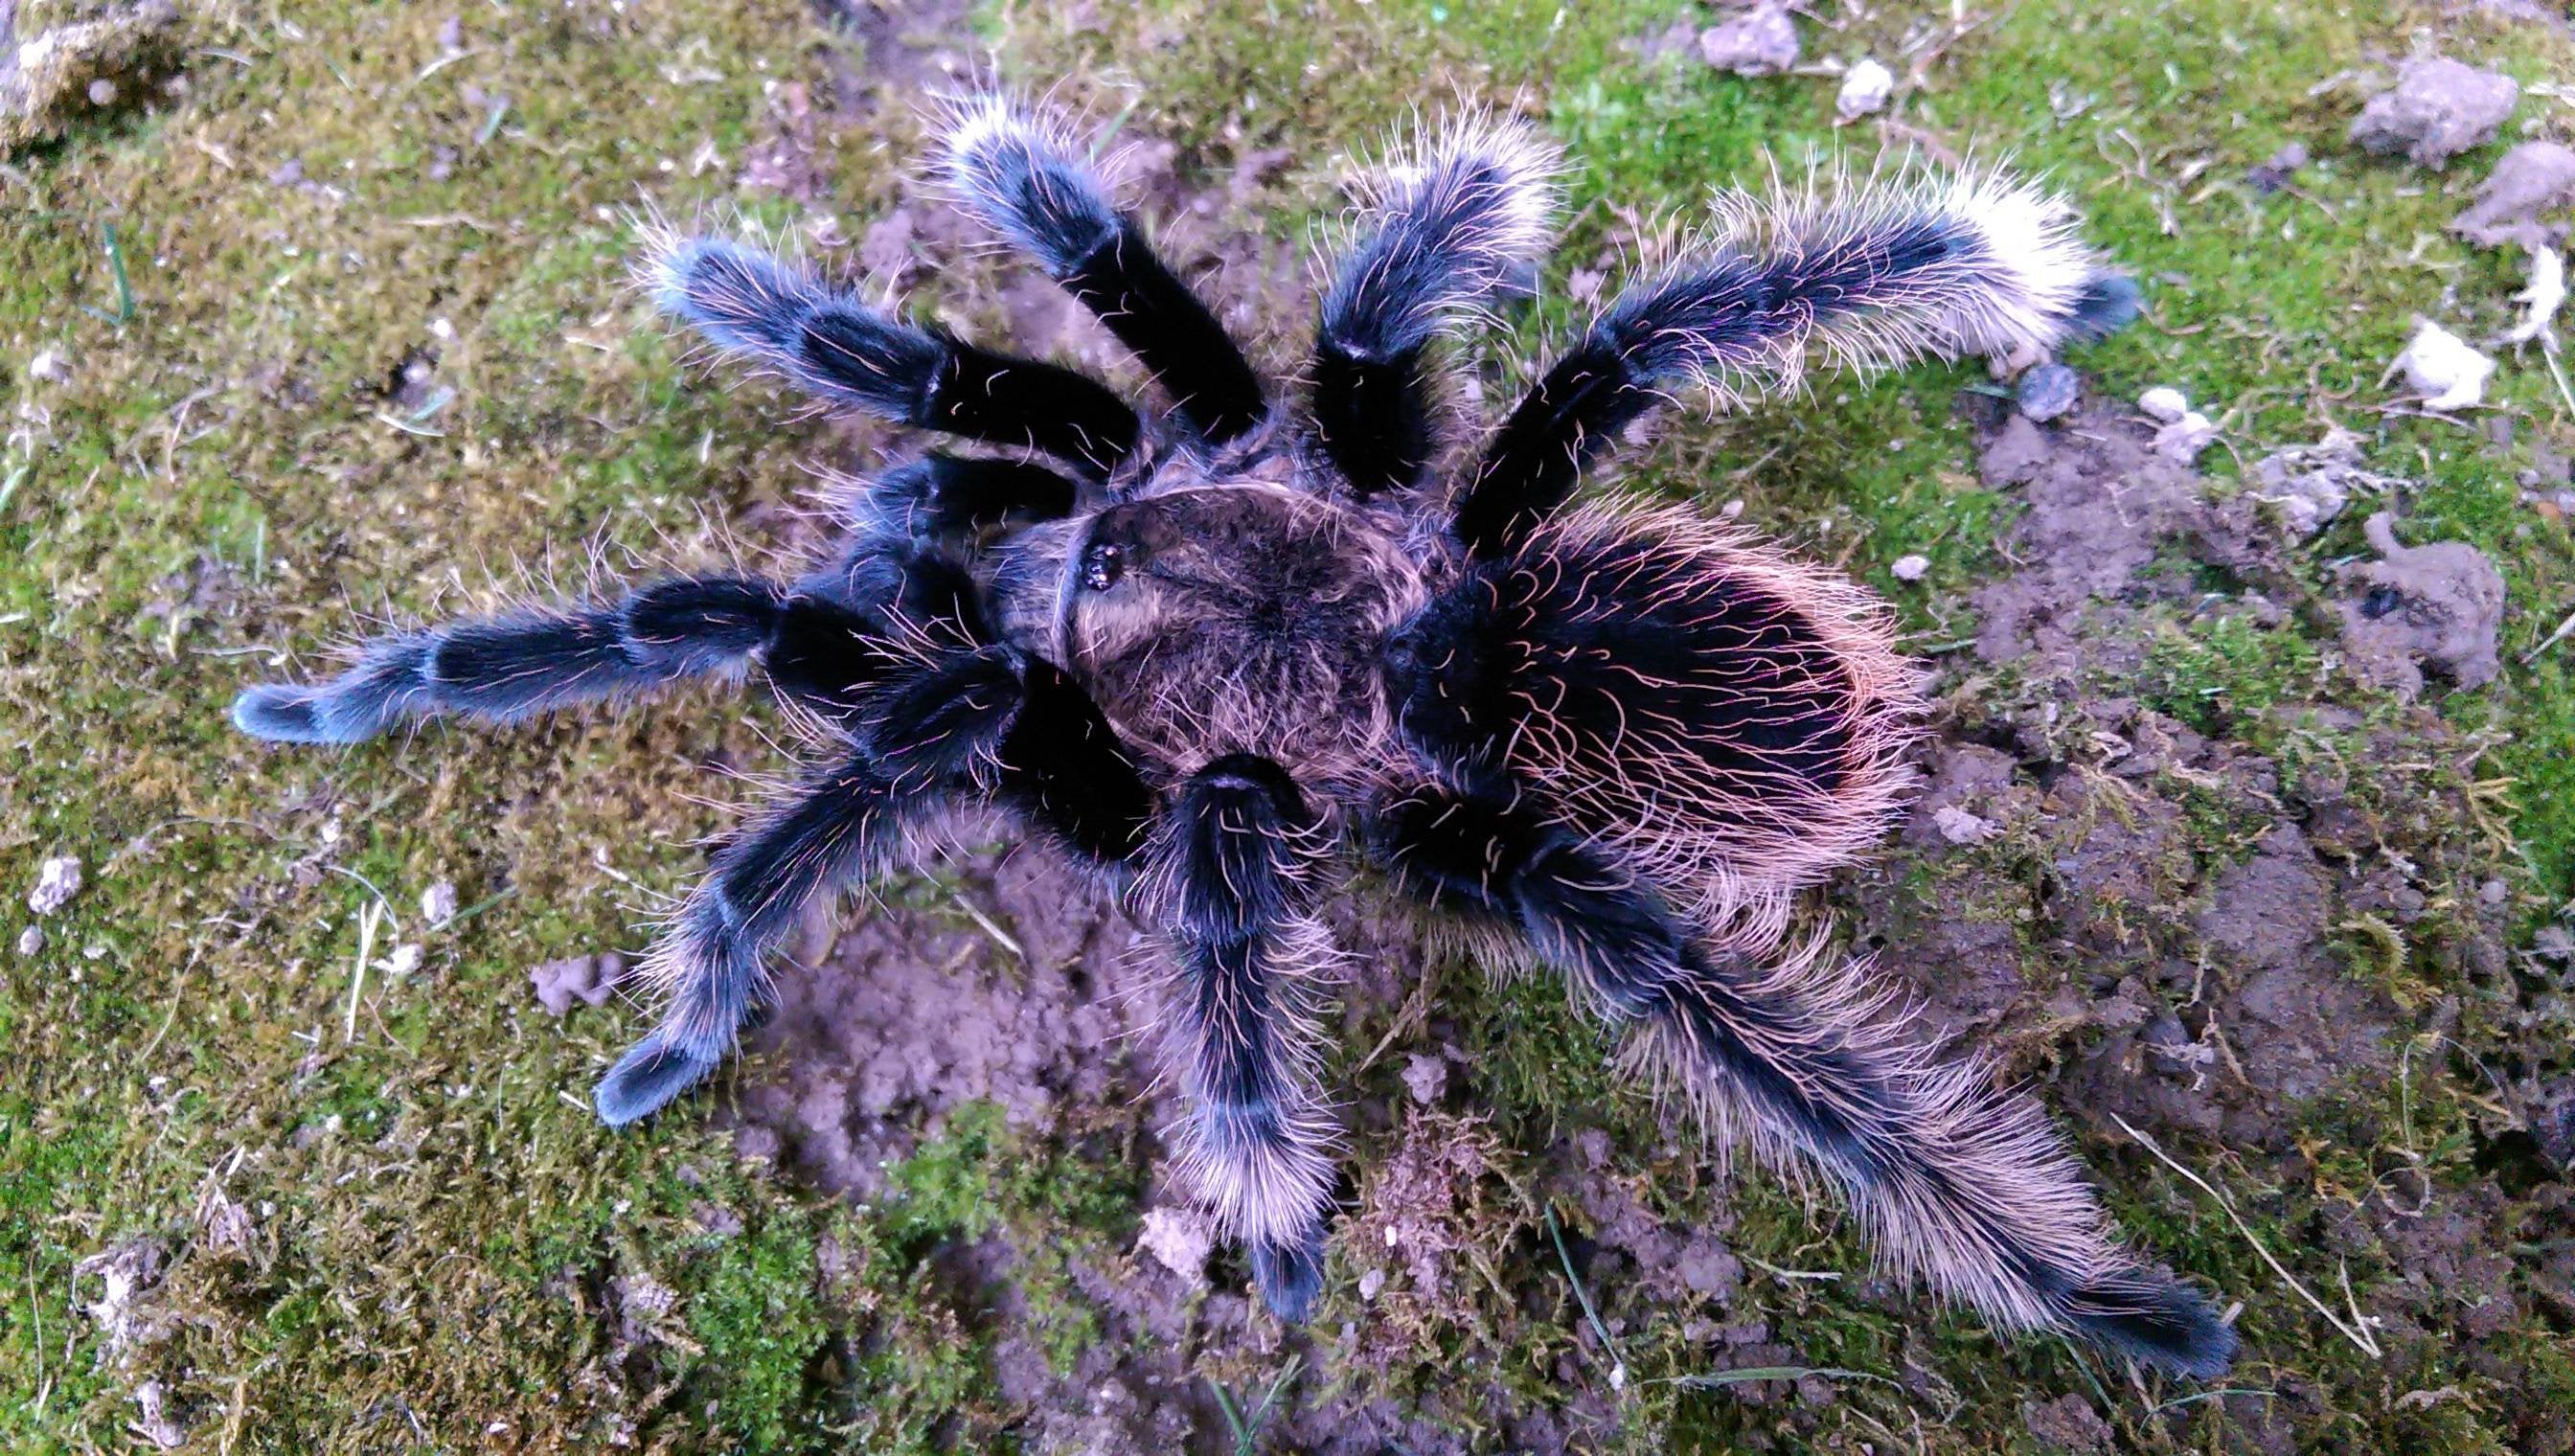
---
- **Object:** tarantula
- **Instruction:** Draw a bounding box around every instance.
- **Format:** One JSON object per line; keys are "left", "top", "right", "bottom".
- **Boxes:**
{"left": 232, "top": 94, "right": 2235, "bottom": 1377}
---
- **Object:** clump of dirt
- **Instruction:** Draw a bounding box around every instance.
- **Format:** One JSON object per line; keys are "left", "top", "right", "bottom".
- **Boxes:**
{"left": 2346, "top": 55, "right": 2520, "bottom": 170}
{"left": 2023, "top": 1391, "right": 2115, "bottom": 1452}
{"left": 1697, "top": 2, "right": 1800, "bottom": 77}
{"left": 2252, "top": 429, "right": 2393, "bottom": 538}
{"left": 720, "top": 840, "right": 1154, "bottom": 1198}
{"left": 1854, "top": 398, "right": 2527, "bottom": 1402}
{"left": 1966, "top": 408, "right": 2231, "bottom": 678}
{"left": 2337, "top": 511, "right": 2507, "bottom": 699}
{"left": 530, "top": 951, "right": 625, "bottom": 1016}
{"left": 2451, "top": 140, "right": 2575, "bottom": 247}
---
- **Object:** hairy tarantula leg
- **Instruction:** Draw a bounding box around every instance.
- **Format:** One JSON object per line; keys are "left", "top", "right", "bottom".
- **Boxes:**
{"left": 229, "top": 576, "right": 873, "bottom": 744}
{"left": 848, "top": 453, "right": 1082, "bottom": 543}
{"left": 597, "top": 648, "right": 1153, "bottom": 1126}
{"left": 645, "top": 234, "right": 1142, "bottom": 480}
{"left": 1372, "top": 790, "right": 2238, "bottom": 1379}
{"left": 1149, "top": 754, "right": 1341, "bottom": 1321}
{"left": 1456, "top": 168, "right": 2139, "bottom": 557}
{"left": 937, "top": 96, "right": 1265, "bottom": 445}
{"left": 1312, "top": 111, "right": 1561, "bottom": 495}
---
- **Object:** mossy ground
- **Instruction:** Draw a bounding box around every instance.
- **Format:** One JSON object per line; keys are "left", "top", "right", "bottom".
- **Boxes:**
{"left": 6, "top": 0, "right": 2573, "bottom": 1451}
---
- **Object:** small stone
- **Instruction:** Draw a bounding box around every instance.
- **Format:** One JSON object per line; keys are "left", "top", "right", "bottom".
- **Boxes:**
{"left": 1834, "top": 57, "right": 1894, "bottom": 121}
{"left": 2015, "top": 362, "right": 2080, "bottom": 422}
{"left": 2153, "top": 411, "right": 2218, "bottom": 465}
{"left": 1357, "top": 1267, "right": 1388, "bottom": 1302}
{"left": 1698, "top": 3, "right": 1799, "bottom": 78}
{"left": 86, "top": 78, "right": 117, "bottom": 107}
{"left": 15, "top": 925, "right": 42, "bottom": 957}
{"left": 1889, "top": 553, "right": 1930, "bottom": 581}
{"left": 28, "top": 855, "right": 82, "bottom": 916}
{"left": 420, "top": 880, "right": 459, "bottom": 929}
{"left": 29, "top": 348, "right": 67, "bottom": 382}
{"left": 2137, "top": 386, "right": 2190, "bottom": 423}
{"left": 1401, "top": 1053, "right": 1447, "bottom": 1105}
{"left": 378, "top": 944, "right": 422, "bottom": 979}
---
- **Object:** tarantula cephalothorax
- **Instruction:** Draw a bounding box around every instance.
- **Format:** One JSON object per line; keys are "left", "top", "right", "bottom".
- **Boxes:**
{"left": 232, "top": 95, "right": 2236, "bottom": 1377}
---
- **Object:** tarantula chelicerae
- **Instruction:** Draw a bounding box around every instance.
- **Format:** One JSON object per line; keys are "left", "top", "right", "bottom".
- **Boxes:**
{"left": 232, "top": 94, "right": 2235, "bottom": 1377}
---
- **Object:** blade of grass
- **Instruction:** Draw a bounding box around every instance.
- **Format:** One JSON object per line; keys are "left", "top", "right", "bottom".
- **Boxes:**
{"left": 1545, "top": 1203, "right": 1628, "bottom": 1391}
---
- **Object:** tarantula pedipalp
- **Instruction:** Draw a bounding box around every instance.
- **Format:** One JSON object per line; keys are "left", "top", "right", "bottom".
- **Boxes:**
{"left": 230, "top": 95, "right": 2235, "bottom": 1378}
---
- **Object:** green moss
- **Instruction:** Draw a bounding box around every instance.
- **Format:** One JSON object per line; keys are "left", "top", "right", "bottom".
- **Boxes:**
{"left": 2139, "top": 609, "right": 2332, "bottom": 739}
{"left": 680, "top": 1217, "right": 832, "bottom": 1453}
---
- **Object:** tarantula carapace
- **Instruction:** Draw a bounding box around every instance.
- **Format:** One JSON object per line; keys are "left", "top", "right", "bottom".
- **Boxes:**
{"left": 232, "top": 95, "right": 2234, "bottom": 1377}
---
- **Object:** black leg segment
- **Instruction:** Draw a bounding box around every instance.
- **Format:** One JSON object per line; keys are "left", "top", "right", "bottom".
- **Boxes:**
{"left": 939, "top": 98, "right": 1265, "bottom": 444}
{"left": 852, "top": 453, "right": 1083, "bottom": 542}
{"left": 649, "top": 234, "right": 1142, "bottom": 480}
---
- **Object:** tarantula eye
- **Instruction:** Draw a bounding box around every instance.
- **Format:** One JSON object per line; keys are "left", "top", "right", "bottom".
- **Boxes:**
{"left": 1082, "top": 541, "right": 1126, "bottom": 592}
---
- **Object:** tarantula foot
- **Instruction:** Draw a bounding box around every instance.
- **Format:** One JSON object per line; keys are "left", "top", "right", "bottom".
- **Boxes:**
{"left": 232, "top": 684, "right": 366, "bottom": 744}
{"left": 2069, "top": 271, "right": 2143, "bottom": 342}
{"left": 594, "top": 1035, "right": 722, "bottom": 1127}
{"left": 1248, "top": 1229, "right": 1327, "bottom": 1323}
{"left": 2067, "top": 1270, "right": 2240, "bottom": 1380}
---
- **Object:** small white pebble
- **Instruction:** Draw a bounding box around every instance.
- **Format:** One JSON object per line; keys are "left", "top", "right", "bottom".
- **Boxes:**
{"left": 1889, "top": 553, "right": 1930, "bottom": 581}
{"left": 29, "top": 348, "right": 67, "bottom": 382}
{"left": 14, "top": 925, "right": 41, "bottom": 957}
{"left": 379, "top": 944, "right": 423, "bottom": 979}
{"left": 1358, "top": 1267, "right": 1387, "bottom": 1302}
{"left": 2389, "top": 318, "right": 2495, "bottom": 412}
{"left": 28, "top": 855, "right": 82, "bottom": 916}
{"left": 1835, "top": 57, "right": 1895, "bottom": 121}
{"left": 87, "top": 78, "right": 117, "bottom": 106}
{"left": 429, "top": 316, "right": 456, "bottom": 341}
{"left": 421, "top": 880, "right": 459, "bottom": 929}
{"left": 2137, "top": 386, "right": 2190, "bottom": 423}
